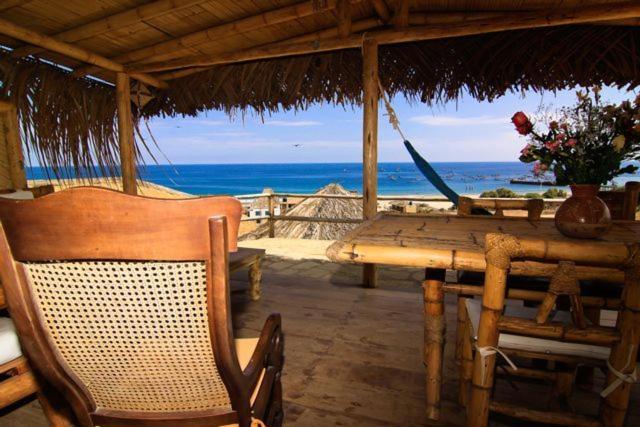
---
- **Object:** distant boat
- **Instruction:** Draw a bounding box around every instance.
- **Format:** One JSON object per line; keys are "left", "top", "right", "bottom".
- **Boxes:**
{"left": 510, "top": 178, "right": 557, "bottom": 186}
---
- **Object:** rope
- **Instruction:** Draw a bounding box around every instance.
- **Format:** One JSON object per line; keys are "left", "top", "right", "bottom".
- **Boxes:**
{"left": 476, "top": 344, "right": 518, "bottom": 383}
{"left": 601, "top": 345, "right": 638, "bottom": 398}
{"left": 378, "top": 80, "right": 407, "bottom": 142}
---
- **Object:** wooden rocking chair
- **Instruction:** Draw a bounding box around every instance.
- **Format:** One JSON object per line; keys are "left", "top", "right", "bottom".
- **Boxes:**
{"left": 465, "top": 233, "right": 639, "bottom": 427}
{"left": 0, "top": 187, "right": 283, "bottom": 427}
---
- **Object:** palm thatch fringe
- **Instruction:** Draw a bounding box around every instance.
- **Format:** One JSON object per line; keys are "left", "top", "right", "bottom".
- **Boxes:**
{"left": 148, "top": 26, "right": 640, "bottom": 117}
{"left": 0, "top": 53, "right": 147, "bottom": 180}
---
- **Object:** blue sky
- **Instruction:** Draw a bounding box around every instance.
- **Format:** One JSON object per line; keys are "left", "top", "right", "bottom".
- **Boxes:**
{"left": 142, "top": 85, "right": 637, "bottom": 164}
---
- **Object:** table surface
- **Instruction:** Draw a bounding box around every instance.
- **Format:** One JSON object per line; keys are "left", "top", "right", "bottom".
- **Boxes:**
{"left": 326, "top": 213, "right": 640, "bottom": 279}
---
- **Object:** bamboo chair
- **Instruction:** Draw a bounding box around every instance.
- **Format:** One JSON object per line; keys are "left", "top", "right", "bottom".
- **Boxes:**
{"left": 599, "top": 181, "right": 640, "bottom": 221}
{"left": 464, "top": 233, "right": 639, "bottom": 427}
{"left": 457, "top": 196, "right": 544, "bottom": 220}
{"left": 0, "top": 187, "right": 283, "bottom": 427}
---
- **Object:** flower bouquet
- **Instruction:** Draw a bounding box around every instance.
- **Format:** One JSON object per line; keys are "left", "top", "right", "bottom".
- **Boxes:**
{"left": 512, "top": 88, "right": 640, "bottom": 237}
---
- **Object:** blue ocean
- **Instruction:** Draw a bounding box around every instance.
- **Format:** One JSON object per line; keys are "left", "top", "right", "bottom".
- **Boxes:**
{"left": 26, "top": 162, "right": 640, "bottom": 196}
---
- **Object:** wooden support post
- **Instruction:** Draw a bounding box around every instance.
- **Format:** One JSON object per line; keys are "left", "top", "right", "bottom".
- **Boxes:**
{"left": 115, "top": 73, "right": 137, "bottom": 195}
{"left": 268, "top": 194, "right": 275, "bottom": 238}
{"left": 0, "top": 101, "right": 27, "bottom": 190}
{"left": 423, "top": 279, "right": 445, "bottom": 420}
{"left": 362, "top": 38, "right": 379, "bottom": 288}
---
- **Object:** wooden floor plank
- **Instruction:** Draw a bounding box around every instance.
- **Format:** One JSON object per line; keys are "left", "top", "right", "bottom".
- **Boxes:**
{"left": 1, "top": 256, "right": 638, "bottom": 427}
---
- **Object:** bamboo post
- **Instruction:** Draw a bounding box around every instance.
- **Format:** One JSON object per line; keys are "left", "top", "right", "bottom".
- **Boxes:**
{"left": 268, "top": 194, "right": 275, "bottom": 238}
{"left": 115, "top": 73, "right": 137, "bottom": 195}
{"left": 0, "top": 101, "right": 27, "bottom": 190}
{"left": 467, "top": 234, "right": 520, "bottom": 427}
{"left": 600, "top": 252, "right": 640, "bottom": 426}
{"left": 622, "top": 181, "right": 640, "bottom": 220}
{"left": 362, "top": 37, "right": 378, "bottom": 288}
{"left": 423, "top": 279, "right": 445, "bottom": 420}
{"left": 457, "top": 296, "right": 473, "bottom": 407}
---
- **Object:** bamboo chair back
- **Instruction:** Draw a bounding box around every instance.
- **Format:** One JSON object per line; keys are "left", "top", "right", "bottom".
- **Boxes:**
{"left": 467, "top": 233, "right": 640, "bottom": 427}
{"left": 599, "top": 181, "right": 640, "bottom": 220}
{"left": 0, "top": 187, "right": 256, "bottom": 426}
{"left": 457, "top": 196, "right": 544, "bottom": 220}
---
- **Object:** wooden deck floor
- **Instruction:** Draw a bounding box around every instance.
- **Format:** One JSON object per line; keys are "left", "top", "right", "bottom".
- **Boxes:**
{"left": 1, "top": 256, "right": 638, "bottom": 426}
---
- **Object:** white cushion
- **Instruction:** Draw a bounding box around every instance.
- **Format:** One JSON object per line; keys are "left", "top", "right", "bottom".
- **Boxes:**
{"left": 0, "top": 190, "right": 34, "bottom": 200}
{"left": 0, "top": 317, "right": 22, "bottom": 365}
{"left": 466, "top": 298, "right": 611, "bottom": 361}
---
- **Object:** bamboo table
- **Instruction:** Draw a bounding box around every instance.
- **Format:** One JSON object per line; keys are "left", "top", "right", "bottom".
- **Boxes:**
{"left": 326, "top": 213, "right": 640, "bottom": 419}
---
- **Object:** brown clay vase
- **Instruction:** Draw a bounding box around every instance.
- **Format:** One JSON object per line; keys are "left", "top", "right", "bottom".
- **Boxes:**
{"left": 554, "top": 184, "right": 612, "bottom": 239}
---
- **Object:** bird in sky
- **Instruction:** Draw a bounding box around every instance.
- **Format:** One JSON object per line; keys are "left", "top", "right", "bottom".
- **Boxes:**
{"left": 293, "top": 144, "right": 302, "bottom": 147}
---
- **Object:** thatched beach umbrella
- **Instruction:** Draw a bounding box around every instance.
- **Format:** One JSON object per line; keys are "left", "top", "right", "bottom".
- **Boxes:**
{"left": 241, "top": 183, "right": 362, "bottom": 240}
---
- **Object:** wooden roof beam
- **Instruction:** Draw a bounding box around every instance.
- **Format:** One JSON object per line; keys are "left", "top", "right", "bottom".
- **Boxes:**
{"left": 73, "top": 0, "right": 365, "bottom": 78}
{"left": 370, "top": 0, "right": 391, "bottom": 23}
{"left": 392, "top": 0, "right": 410, "bottom": 29}
{"left": 10, "top": 0, "right": 207, "bottom": 58}
{"left": 0, "top": 0, "right": 32, "bottom": 12}
{"left": 158, "top": 17, "right": 383, "bottom": 81}
{"left": 134, "top": 1, "right": 640, "bottom": 75}
{"left": 0, "top": 17, "right": 167, "bottom": 88}
{"left": 337, "top": 0, "right": 352, "bottom": 38}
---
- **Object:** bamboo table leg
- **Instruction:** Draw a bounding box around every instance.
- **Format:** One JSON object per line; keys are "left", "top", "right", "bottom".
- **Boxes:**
{"left": 248, "top": 257, "right": 262, "bottom": 301}
{"left": 423, "top": 279, "right": 445, "bottom": 420}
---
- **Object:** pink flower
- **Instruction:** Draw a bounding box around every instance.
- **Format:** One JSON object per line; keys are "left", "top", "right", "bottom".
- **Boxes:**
{"left": 545, "top": 140, "right": 560, "bottom": 152}
{"left": 520, "top": 144, "right": 532, "bottom": 156}
{"left": 566, "top": 138, "right": 578, "bottom": 147}
{"left": 533, "top": 162, "right": 548, "bottom": 176}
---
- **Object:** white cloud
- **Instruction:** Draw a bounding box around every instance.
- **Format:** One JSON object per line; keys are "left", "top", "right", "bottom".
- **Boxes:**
{"left": 409, "top": 115, "right": 508, "bottom": 126}
{"left": 208, "top": 131, "right": 254, "bottom": 137}
{"left": 263, "top": 120, "right": 322, "bottom": 127}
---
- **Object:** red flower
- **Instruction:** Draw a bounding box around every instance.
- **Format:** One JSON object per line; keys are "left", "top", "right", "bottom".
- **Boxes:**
{"left": 512, "top": 111, "right": 529, "bottom": 126}
{"left": 566, "top": 138, "right": 578, "bottom": 147}
{"left": 512, "top": 111, "right": 533, "bottom": 135}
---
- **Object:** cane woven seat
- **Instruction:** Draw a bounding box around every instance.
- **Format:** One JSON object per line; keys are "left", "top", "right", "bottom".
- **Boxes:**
{"left": 24, "top": 260, "right": 232, "bottom": 412}
{"left": 465, "top": 298, "right": 611, "bottom": 361}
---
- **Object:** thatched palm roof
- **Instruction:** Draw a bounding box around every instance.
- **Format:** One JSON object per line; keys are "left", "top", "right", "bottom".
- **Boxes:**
{"left": 0, "top": 1, "right": 639, "bottom": 174}
{"left": 241, "top": 183, "right": 362, "bottom": 240}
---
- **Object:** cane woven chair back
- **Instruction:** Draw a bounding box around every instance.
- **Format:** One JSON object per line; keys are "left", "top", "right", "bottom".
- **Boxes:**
{"left": 0, "top": 187, "right": 248, "bottom": 426}
{"left": 467, "top": 233, "right": 640, "bottom": 427}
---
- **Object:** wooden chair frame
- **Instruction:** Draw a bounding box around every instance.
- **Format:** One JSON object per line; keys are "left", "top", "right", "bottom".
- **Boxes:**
{"left": 457, "top": 196, "right": 544, "bottom": 220}
{"left": 0, "top": 187, "right": 283, "bottom": 427}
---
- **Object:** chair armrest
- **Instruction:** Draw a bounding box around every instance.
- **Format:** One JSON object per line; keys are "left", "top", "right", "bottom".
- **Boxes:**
{"left": 242, "top": 313, "right": 282, "bottom": 390}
